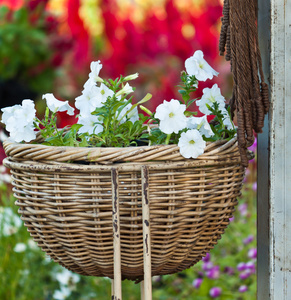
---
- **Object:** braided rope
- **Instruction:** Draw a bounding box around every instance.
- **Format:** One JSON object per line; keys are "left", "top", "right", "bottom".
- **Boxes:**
{"left": 219, "top": 0, "right": 269, "bottom": 166}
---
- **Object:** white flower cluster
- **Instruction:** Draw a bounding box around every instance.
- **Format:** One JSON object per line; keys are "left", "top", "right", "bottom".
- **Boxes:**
{"left": 1, "top": 100, "right": 36, "bottom": 142}
{"left": 155, "top": 50, "right": 234, "bottom": 159}
{"left": 53, "top": 267, "right": 80, "bottom": 300}
{"left": 0, "top": 60, "right": 139, "bottom": 143}
{"left": 0, "top": 165, "right": 11, "bottom": 185}
{"left": 1, "top": 94, "right": 75, "bottom": 143}
{"left": 75, "top": 60, "right": 138, "bottom": 135}
{"left": 0, "top": 207, "right": 22, "bottom": 237}
{"left": 0, "top": 50, "right": 234, "bottom": 161}
{"left": 13, "top": 239, "right": 38, "bottom": 253}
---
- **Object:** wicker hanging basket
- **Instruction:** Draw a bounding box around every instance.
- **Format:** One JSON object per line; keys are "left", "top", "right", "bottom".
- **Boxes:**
{"left": 3, "top": 136, "right": 245, "bottom": 282}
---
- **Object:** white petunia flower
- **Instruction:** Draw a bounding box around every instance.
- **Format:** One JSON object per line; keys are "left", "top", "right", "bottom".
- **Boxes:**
{"left": 0, "top": 165, "right": 11, "bottom": 184}
{"left": 178, "top": 129, "right": 206, "bottom": 158}
{"left": 1, "top": 105, "right": 20, "bottom": 125}
{"left": 0, "top": 173, "right": 11, "bottom": 184}
{"left": 76, "top": 86, "right": 101, "bottom": 115}
{"left": 187, "top": 115, "right": 214, "bottom": 138}
{"left": 196, "top": 84, "right": 226, "bottom": 115}
{"left": 115, "top": 83, "right": 134, "bottom": 97}
{"left": 221, "top": 109, "right": 235, "bottom": 129}
{"left": 88, "top": 60, "right": 103, "bottom": 82}
{"left": 0, "top": 207, "right": 22, "bottom": 236}
{"left": 76, "top": 83, "right": 113, "bottom": 115}
{"left": 77, "top": 113, "right": 103, "bottom": 135}
{"left": 53, "top": 286, "right": 72, "bottom": 300}
{"left": 14, "top": 243, "right": 27, "bottom": 253}
{"left": 118, "top": 104, "right": 139, "bottom": 124}
{"left": 42, "top": 94, "right": 75, "bottom": 116}
{"left": 155, "top": 99, "right": 187, "bottom": 134}
{"left": 1, "top": 100, "right": 37, "bottom": 142}
{"left": 98, "top": 83, "right": 115, "bottom": 103}
{"left": 10, "top": 124, "right": 36, "bottom": 143}
{"left": 3, "top": 100, "right": 35, "bottom": 128}
{"left": 83, "top": 78, "right": 97, "bottom": 90}
{"left": 55, "top": 268, "right": 80, "bottom": 286}
{"left": 124, "top": 73, "right": 139, "bottom": 81}
{"left": 27, "top": 238, "right": 39, "bottom": 250}
{"left": 185, "top": 50, "right": 219, "bottom": 81}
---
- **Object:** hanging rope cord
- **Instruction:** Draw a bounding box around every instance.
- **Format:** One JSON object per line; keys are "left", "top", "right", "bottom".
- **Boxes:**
{"left": 219, "top": 0, "right": 269, "bottom": 167}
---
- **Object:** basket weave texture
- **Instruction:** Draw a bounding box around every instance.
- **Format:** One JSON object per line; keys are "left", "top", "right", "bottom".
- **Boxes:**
{"left": 3, "top": 137, "right": 244, "bottom": 281}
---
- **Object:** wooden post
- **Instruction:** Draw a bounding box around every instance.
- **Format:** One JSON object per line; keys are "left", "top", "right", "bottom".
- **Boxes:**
{"left": 258, "top": 0, "right": 291, "bottom": 298}
{"left": 141, "top": 166, "right": 152, "bottom": 300}
{"left": 140, "top": 281, "right": 145, "bottom": 300}
{"left": 257, "top": 1, "right": 270, "bottom": 299}
{"left": 111, "top": 168, "right": 122, "bottom": 300}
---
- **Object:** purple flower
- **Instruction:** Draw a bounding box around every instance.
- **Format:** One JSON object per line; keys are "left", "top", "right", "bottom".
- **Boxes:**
{"left": 239, "top": 269, "right": 252, "bottom": 280}
{"left": 237, "top": 262, "right": 247, "bottom": 272}
{"left": 243, "top": 235, "right": 254, "bottom": 245}
{"left": 245, "top": 261, "right": 256, "bottom": 273}
{"left": 248, "top": 138, "right": 257, "bottom": 163}
{"left": 239, "top": 285, "right": 248, "bottom": 293}
{"left": 198, "top": 271, "right": 204, "bottom": 278}
{"left": 203, "top": 261, "right": 213, "bottom": 271}
{"left": 238, "top": 203, "right": 248, "bottom": 216}
{"left": 248, "top": 248, "right": 257, "bottom": 259}
{"left": 206, "top": 265, "right": 220, "bottom": 279}
{"left": 248, "top": 137, "right": 257, "bottom": 154}
{"left": 223, "top": 266, "right": 234, "bottom": 275}
{"left": 209, "top": 287, "right": 222, "bottom": 298}
{"left": 192, "top": 278, "right": 203, "bottom": 289}
{"left": 229, "top": 216, "right": 235, "bottom": 222}
{"left": 202, "top": 253, "right": 211, "bottom": 263}
{"left": 252, "top": 182, "right": 257, "bottom": 191}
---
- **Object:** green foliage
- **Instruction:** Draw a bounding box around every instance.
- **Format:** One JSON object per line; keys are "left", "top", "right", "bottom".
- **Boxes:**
{"left": 33, "top": 71, "right": 235, "bottom": 149}
{"left": 89, "top": 84, "right": 151, "bottom": 147}
{"left": 35, "top": 108, "right": 88, "bottom": 147}
{"left": 0, "top": 191, "right": 60, "bottom": 300}
{"left": 177, "top": 71, "right": 198, "bottom": 105}
{"left": 206, "top": 103, "right": 237, "bottom": 141}
{"left": 0, "top": 4, "right": 67, "bottom": 93}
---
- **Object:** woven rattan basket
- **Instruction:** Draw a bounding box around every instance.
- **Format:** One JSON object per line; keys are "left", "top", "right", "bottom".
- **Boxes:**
{"left": 3, "top": 137, "right": 244, "bottom": 282}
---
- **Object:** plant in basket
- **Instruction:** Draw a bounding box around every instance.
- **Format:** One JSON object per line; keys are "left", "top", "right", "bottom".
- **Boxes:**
{"left": 0, "top": 50, "right": 244, "bottom": 282}
{"left": 1, "top": 50, "right": 235, "bottom": 154}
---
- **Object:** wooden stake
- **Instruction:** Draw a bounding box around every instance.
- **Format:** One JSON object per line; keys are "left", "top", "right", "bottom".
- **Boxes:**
{"left": 140, "top": 281, "right": 145, "bottom": 300}
{"left": 111, "top": 168, "right": 122, "bottom": 300}
{"left": 141, "top": 166, "right": 152, "bottom": 300}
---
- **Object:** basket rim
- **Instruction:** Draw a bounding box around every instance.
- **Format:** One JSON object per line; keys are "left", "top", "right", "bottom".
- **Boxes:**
{"left": 3, "top": 136, "right": 239, "bottom": 164}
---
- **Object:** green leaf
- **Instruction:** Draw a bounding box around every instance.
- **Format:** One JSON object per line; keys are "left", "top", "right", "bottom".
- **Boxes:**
{"left": 178, "top": 89, "right": 187, "bottom": 95}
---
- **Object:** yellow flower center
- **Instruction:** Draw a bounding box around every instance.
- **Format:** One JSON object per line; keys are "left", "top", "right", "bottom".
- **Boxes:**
{"left": 101, "top": 89, "right": 105, "bottom": 95}
{"left": 189, "top": 140, "right": 195, "bottom": 145}
{"left": 209, "top": 95, "right": 216, "bottom": 103}
{"left": 197, "top": 123, "right": 202, "bottom": 130}
{"left": 169, "top": 112, "right": 175, "bottom": 118}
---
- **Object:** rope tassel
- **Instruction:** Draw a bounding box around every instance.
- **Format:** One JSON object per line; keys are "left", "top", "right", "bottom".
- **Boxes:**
{"left": 219, "top": 0, "right": 269, "bottom": 167}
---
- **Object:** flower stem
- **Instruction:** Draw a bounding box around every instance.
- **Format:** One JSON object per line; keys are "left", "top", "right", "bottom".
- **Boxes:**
{"left": 165, "top": 134, "right": 171, "bottom": 145}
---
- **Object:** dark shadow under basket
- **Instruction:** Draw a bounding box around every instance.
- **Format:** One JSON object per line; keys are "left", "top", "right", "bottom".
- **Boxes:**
{"left": 3, "top": 137, "right": 245, "bottom": 282}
